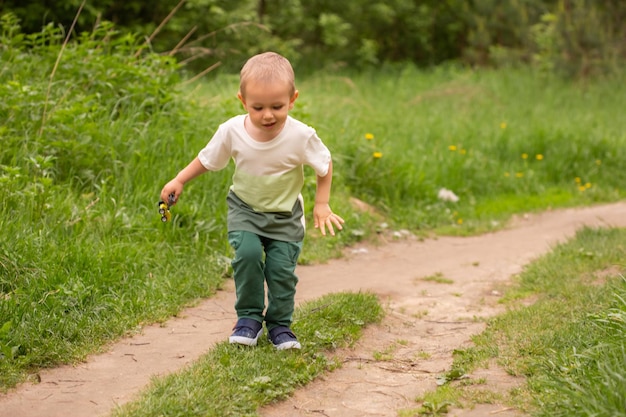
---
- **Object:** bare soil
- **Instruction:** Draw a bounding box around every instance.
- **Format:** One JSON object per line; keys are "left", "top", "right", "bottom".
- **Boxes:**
{"left": 2, "top": 202, "right": 625, "bottom": 417}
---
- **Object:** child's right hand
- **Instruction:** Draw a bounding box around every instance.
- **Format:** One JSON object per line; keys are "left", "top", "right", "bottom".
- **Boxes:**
{"left": 160, "top": 179, "right": 184, "bottom": 206}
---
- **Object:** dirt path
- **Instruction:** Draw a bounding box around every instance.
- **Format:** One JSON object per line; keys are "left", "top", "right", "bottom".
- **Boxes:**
{"left": 2, "top": 202, "right": 625, "bottom": 417}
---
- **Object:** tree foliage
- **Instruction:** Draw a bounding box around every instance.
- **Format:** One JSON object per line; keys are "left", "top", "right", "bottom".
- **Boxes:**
{"left": 1, "top": 0, "right": 624, "bottom": 76}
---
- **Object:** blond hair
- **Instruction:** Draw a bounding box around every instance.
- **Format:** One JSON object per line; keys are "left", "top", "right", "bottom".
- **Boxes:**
{"left": 239, "top": 52, "right": 296, "bottom": 97}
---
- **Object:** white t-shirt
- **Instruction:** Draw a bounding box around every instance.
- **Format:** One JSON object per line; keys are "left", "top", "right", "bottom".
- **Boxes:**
{"left": 198, "top": 114, "right": 331, "bottom": 213}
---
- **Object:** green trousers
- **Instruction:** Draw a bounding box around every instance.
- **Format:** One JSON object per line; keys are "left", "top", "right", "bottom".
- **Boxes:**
{"left": 228, "top": 231, "right": 302, "bottom": 330}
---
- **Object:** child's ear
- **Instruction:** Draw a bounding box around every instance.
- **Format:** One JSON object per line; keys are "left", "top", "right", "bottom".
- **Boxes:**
{"left": 237, "top": 91, "right": 246, "bottom": 106}
{"left": 289, "top": 90, "right": 299, "bottom": 109}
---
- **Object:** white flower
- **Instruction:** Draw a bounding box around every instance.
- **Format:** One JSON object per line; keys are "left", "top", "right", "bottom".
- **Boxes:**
{"left": 438, "top": 188, "right": 459, "bottom": 203}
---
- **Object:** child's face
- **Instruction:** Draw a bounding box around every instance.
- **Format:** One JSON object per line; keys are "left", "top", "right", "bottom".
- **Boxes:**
{"left": 238, "top": 80, "right": 298, "bottom": 140}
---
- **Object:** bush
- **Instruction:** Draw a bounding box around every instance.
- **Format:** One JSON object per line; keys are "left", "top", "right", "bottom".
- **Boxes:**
{"left": 0, "top": 14, "right": 227, "bottom": 388}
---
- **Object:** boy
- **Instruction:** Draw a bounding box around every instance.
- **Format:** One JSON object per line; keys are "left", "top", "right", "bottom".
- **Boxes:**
{"left": 160, "top": 52, "right": 344, "bottom": 350}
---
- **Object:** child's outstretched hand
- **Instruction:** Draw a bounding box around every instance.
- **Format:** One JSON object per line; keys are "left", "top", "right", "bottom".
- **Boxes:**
{"left": 313, "top": 203, "right": 345, "bottom": 236}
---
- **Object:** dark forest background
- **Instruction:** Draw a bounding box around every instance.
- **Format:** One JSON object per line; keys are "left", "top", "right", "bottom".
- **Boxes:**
{"left": 1, "top": 0, "right": 624, "bottom": 77}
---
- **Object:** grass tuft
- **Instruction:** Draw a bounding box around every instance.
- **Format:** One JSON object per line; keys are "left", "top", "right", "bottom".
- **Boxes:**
{"left": 112, "top": 292, "right": 383, "bottom": 417}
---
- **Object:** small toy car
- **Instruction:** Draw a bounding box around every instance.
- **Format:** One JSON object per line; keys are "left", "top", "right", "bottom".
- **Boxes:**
{"left": 158, "top": 193, "right": 176, "bottom": 222}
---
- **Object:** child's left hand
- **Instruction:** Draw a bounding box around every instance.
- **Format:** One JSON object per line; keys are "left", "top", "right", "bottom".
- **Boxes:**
{"left": 313, "top": 203, "right": 345, "bottom": 236}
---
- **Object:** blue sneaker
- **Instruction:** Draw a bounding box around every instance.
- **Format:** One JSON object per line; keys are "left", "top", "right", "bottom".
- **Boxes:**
{"left": 229, "top": 318, "right": 263, "bottom": 346}
{"left": 268, "top": 326, "right": 301, "bottom": 350}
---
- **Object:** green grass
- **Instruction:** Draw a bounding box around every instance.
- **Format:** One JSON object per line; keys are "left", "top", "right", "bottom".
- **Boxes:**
{"left": 410, "top": 227, "right": 626, "bottom": 416}
{"left": 294, "top": 66, "right": 626, "bottom": 232}
{"left": 111, "top": 292, "right": 383, "bottom": 417}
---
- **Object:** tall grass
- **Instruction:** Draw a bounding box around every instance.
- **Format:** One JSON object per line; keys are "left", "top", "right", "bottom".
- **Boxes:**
{"left": 0, "top": 16, "right": 232, "bottom": 388}
{"left": 294, "top": 65, "right": 626, "bottom": 232}
{"left": 1, "top": 14, "right": 625, "bottom": 390}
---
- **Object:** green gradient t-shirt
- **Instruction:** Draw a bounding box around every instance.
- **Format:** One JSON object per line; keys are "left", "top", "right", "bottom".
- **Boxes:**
{"left": 197, "top": 115, "right": 331, "bottom": 240}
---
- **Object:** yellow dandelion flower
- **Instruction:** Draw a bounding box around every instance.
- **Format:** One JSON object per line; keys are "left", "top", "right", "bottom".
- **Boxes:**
{"left": 500, "top": 122, "right": 507, "bottom": 129}
{"left": 578, "top": 185, "right": 586, "bottom": 192}
{"left": 373, "top": 151, "right": 383, "bottom": 159}
{"left": 365, "top": 133, "right": 374, "bottom": 140}
{"left": 457, "top": 218, "right": 464, "bottom": 225}
{"left": 516, "top": 172, "right": 524, "bottom": 178}
{"left": 460, "top": 149, "right": 467, "bottom": 155}
{"left": 521, "top": 153, "right": 528, "bottom": 159}
{"left": 585, "top": 182, "right": 592, "bottom": 189}
{"left": 595, "top": 159, "right": 602, "bottom": 165}
{"left": 536, "top": 154, "right": 544, "bottom": 160}
{"left": 575, "top": 177, "right": 581, "bottom": 183}
{"left": 448, "top": 145, "right": 457, "bottom": 151}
